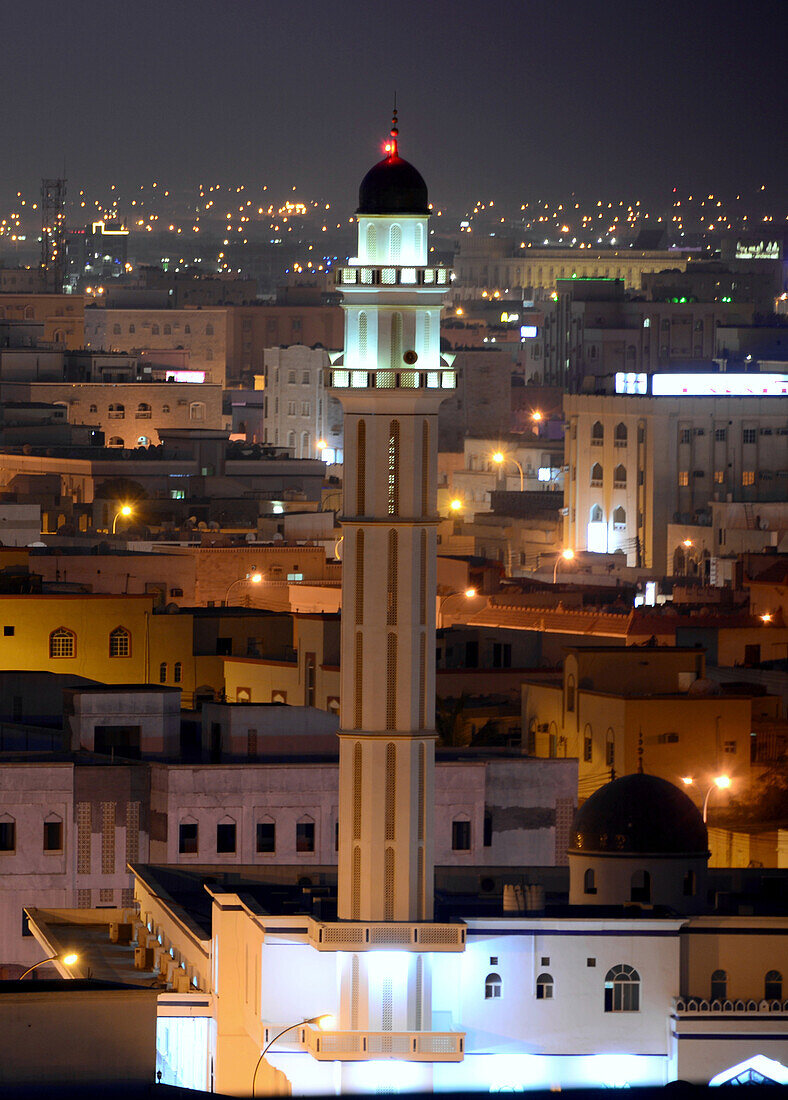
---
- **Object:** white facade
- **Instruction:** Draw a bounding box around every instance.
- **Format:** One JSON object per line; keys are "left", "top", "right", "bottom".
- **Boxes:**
{"left": 263, "top": 345, "right": 343, "bottom": 460}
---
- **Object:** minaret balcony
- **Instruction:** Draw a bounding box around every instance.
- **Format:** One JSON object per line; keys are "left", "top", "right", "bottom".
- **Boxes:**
{"left": 307, "top": 919, "right": 466, "bottom": 952}
{"left": 303, "top": 1026, "right": 465, "bottom": 1062}
{"left": 327, "top": 367, "right": 456, "bottom": 391}
{"left": 336, "top": 265, "right": 453, "bottom": 287}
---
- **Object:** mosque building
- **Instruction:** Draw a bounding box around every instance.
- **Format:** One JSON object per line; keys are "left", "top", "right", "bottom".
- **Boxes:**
{"left": 27, "top": 117, "right": 788, "bottom": 1095}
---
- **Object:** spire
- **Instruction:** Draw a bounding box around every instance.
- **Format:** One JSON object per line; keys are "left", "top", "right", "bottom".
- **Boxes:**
{"left": 389, "top": 98, "right": 399, "bottom": 158}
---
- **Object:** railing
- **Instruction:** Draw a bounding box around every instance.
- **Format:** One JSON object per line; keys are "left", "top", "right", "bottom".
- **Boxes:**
{"left": 336, "top": 266, "right": 452, "bottom": 288}
{"left": 308, "top": 920, "right": 466, "bottom": 952}
{"left": 674, "top": 997, "right": 788, "bottom": 1014}
{"left": 304, "top": 1027, "right": 464, "bottom": 1062}
{"left": 327, "top": 368, "right": 455, "bottom": 391}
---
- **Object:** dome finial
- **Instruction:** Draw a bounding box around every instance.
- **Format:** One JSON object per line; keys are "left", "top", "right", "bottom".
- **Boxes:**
{"left": 390, "top": 96, "right": 399, "bottom": 157}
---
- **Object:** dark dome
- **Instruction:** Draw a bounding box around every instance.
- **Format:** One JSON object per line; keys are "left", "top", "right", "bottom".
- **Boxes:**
{"left": 570, "top": 774, "right": 708, "bottom": 855}
{"left": 357, "top": 154, "right": 429, "bottom": 216}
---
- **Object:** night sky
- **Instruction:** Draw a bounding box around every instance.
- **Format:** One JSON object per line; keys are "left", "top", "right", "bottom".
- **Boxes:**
{"left": 0, "top": 0, "right": 785, "bottom": 213}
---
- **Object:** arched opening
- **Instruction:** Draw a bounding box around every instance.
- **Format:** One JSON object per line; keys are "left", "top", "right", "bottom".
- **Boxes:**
{"left": 711, "top": 969, "right": 727, "bottom": 1001}
{"left": 536, "top": 973, "right": 554, "bottom": 1000}
{"left": 485, "top": 973, "right": 502, "bottom": 999}
{"left": 604, "top": 965, "right": 640, "bottom": 1012}
{"left": 630, "top": 869, "right": 651, "bottom": 903}
{"left": 584, "top": 868, "right": 597, "bottom": 895}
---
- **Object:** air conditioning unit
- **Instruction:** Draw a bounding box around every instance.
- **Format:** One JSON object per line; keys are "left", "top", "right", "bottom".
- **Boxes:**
{"left": 172, "top": 970, "right": 191, "bottom": 993}
{"left": 134, "top": 946, "right": 155, "bottom": 970}
{"left": 109, "top": 922, "right": 133, "bottom": 944}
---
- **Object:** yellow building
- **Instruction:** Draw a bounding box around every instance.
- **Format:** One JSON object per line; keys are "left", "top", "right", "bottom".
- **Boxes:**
{"left": 0, "top": 294, "right": 84, "bottom": 348}
{"left": 522, "top": 646, "right": 779, "bottom": 802}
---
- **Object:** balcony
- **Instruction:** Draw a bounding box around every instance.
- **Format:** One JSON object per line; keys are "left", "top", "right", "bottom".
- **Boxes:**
{"left": 307, "top": 920, "right": 466, "bottom": 952}
{"left": 674, "top": 997, "right": 788, "bottom": 1015}
{"left": 304, "top": 1027, "right": 464, "bottom": 1062}
{"left": 336, "top": 266, "right": 452, "bottom": 288}
{"left": 327, "top": 368, "right": 455, "bottom": 392}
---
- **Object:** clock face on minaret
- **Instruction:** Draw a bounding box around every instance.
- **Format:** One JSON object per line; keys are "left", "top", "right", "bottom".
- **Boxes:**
{"left": 329, "top": 114, "right": 454, "bottom": 925}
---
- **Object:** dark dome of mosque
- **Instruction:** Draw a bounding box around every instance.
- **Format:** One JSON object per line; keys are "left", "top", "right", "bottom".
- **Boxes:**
{"left": 357, "top": 154, "right": 429, "bottom": 216}
{"left": 569, "top": 774, "right": 708, "bottom": 855}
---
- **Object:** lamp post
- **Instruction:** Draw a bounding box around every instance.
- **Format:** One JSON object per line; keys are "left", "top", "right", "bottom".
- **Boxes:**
{"left": 19, "top": 952, "right": 79, "bottom": 980}
{"left": 681, "top": 775, "right": 731, "bottom": 822}
{"left": 449, "top": 497, "right": 464, "bottom": 514}
{"left": 438, "top": 587, "right": 481, "bottom": 628}
{"left": 553, "top": 548, "right": 575, "bottom": 584}
{"left": 531, "top": 410, "right": 543, "bottom": 436}
{"left": 224, "top": 571, "right": 263, "bottom": 606}
{"left": 251, "top": 1015, "right": 334, "bottom": 1098}
{"left": 112, "top": 504, "right": 133, "bottom": 534}
{"left": 492, "top": 451, "right": 524, "bottom": 491}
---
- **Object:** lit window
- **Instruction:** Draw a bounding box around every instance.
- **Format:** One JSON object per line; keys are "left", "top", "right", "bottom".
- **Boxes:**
{"left": 604, "top": 965, "right": 640, "bottom": 1012}
{"left": 109, "top": 627, "right": 130, "bottom": 657}
{"left": 536, "top": 973, "right": 554, "bottom": 1000}
{"left": 49, "top": 628, "right": 75, "bottom": 658}
{"left": 678, "top": 471, "right": 689, "bottom": 486}
{"left": 742, "top": 471, "right": 755, "bottom": 486}
{"left": 159, "top": 662, "right": 167, "bottom": 683}
{"left": 485, "top": 972, "right": 502, "bottom": 999}
{"left": 173, "top": 661, "right": 182, "bottom": 683}
{"left": 714, "top": 470, "right": 724, "bottom": 483}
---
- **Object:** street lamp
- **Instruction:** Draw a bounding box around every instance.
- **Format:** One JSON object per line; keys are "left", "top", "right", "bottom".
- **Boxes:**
{"left": 531, "top": 410, "right": 543, "bottom": 435}
{"left": 682, "top": 538, "right": 693, "bottom": 549}
{"left": 252, "top": 1014, "right": 335, "bottom": 1097}
{"left": 682, "top": 775, "right": 731, "bottom": 822}
{"left": 224, "top": 572, "right": 263, "bottom": 606}
{"left": 112, "top": 504, "right": 133, "bottom": 534}
{"left": 449, "top": 498, "right": 463, "bottom": 513}
{"left": 760, "top": 612, "right": 773, "bottom": 624}
{"left": 438, "top": 587, "right": 482, "bottom": 628}
{"left": 492, "top": 451, "right": 524, "bottom": 491}
{"left": 19, "top": 952, "right": 79, "bottom": 980}
{"left": 553, "top": 548, "right": 575, "bottom": 584}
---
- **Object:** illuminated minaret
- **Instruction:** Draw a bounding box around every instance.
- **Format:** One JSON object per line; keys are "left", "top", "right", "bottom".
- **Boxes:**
{"left": 330, "top": 112, "right": 454, "bottom": 926}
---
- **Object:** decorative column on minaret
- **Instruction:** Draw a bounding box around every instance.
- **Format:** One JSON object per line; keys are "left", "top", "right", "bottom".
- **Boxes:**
{"left": 330, "top": 113, "right": 454, "bottom": 925}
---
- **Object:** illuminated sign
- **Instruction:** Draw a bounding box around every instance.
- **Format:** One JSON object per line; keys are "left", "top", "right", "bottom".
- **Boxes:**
{"left": 615, "top": 373, "right": 647, "bottom": 394}
{"left": 735, "top": 240, "right": 780, "bottom": 260}
{"left": 520, "top": 325, "right": 538, "bottom": 338}
{"left": 651, "top": 373, "right": 788, "bottom": 397}
{"left": 165, "top": 370, "right": 206, "bottom": 384}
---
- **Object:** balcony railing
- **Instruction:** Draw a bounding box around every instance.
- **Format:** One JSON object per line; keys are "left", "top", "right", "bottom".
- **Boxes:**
{"left": 307, "top": 920, "right": 466, "bottom": 952}
{"left": 327, "top": 368, "right": 455, "bottom": 391}
{"left": 336, "top": 265, "right": 452, "bottom": 288}
{"left": 674, "top": 997, "right": 788, "bottom": 1014}
{"left": 304, "top": 1027, "right": 464, "bottom": 1062}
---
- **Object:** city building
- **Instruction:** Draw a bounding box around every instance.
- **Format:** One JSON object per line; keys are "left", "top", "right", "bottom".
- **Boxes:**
{"left": 84, "top": 308, "right": 227, "bottom": 385}
{"left": 262, "top": 345, "right": 343, "bottom": 460}
{"left": 225, "top": 300, "right": 344, "bottom": 386}
{"left": 0, "top": 293, "right": 85, "bottom": 348}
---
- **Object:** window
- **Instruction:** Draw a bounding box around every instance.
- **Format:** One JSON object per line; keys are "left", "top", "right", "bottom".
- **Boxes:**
{"left": 179, "top": 822, "right": 198, "bottom": 854}
{"left": 583, "top": 727, "right": 593, "bottom": 762}
{"left": 296, "top": 820, "right": 315, "bottom": 852}
{"left": 3, "top": 626, "right": 14, "bottom": 637}
{"left": 174, "top": 662, "right": 182, "bottom": 683}
{"left": 710, "top": 969, "right": 727, "bottom": 1001}
{"left": 584, "top": 868, "right": 597, "bottom": 895}
{"left": 159, "top": 662, "right": 167, "bottom": 683}
{"left": 113, "top": 323, "right": 121, "bottom": 334}
{"left": 714, "top": 470, "right": 724, "bottom": 483}
{"left": 678, "top": 471, "right": 689, "bottom": 487}
{"left": 715, "top": 428, "right": 727, "bottom": 442}
{"left": 452, "top": 819, "right": 471, "bottom": 851}
{"left": 151, "top": 324, "right": 160, "bottom": 335}
{"left": 605, "top": 729, "right": 615, "bottom": 767}
{"left": 742, "top": 428, "right": 756, "bottom": 444}
{"left": 108, "top": 403, "right": 125, "bottom": 419}
{"left": 723, "top": 740, "right": 737, "bottom": 754}
{"left": 205, "top": 323, "right": 214, "bottom": 336}
{"left": 216, "top": 822, "right": 237, "bottom": 854}
{"left": 604, "top": 965, "right": 640, "bottom": 1012}
{"left": 590, "top": 462, "right": 603, "bottom": 486}
{"left": 591, "top": 421, "right": 604, "bottom": 444}
{"left": 109, "top": 626, "right": 130, "bottom": 658}
{"left": 680, "top": 428, "right": 691, "bottom": 444}
{"left": 614, "top": 422, "right": 628, "bottom": 445}
{"left": 630, "top": 869, "right": 651, "bottom": 902}
{"left": 483, "top": 811, "right": 492, "bottom": 847}
{"left": 190, "top": 402, "right": 206, "bottom": 422}
{"left": 536, "top": 973, "right": 554, "bottom": 1000}
{"left": 765, "top": 970, "right": 782, "bottom": 1000}
{"left": 128, "top": 324, "right": 135, "bottom": 334}
{"left": 612, "top": 506, "right": 626, "bottom": 529}
{"left": 683, "top": 870, "right": 696, "bottom": 896}
{"left": 566, "top": 675, "right": 576, "bottom": 713}
{"left": 256, "top": 821, "right": 275, "bottom": 853}
{"left": 742, "top": 471, "right": 755, "bottom": 486}
{"left": 0, "top": 819, "right": 15, "bottom": 851}
{"left": 485, "top": 972, "right": 502, "bottom": 999}
{"left": 89, "top": 404, "right": 98, "bottom": 413}
{"left": 302, "top": 370, "right": 310, "bottom": 383}
{"left": 43, "top": 819, "right": 63, "bottom": 852}
{"left": 163, "top": 323, "right": 171, "bottom": 335}
{"left": 184, "top": 323, "right": 191, "bottom": 334}
{"left": 49, "top": 627, "right": 75, "bottom": 658}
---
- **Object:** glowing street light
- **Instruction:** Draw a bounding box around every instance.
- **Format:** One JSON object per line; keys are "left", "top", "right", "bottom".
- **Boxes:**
{"left": 553, "top": 548, "right": 575, "bottom": 584}
{"left": 19, "top": 952, "right": 79, "bottom": 980}
{"left": 449, "top": 498, "right": 463, "bottom": 513}
{"left": 317, "top": 439, "right": 327, "bottom": 450}
{"left": 682, "top": 538, "right": 693, "bottom": 549}
{"left": 682, "top": 775, "right": 731, "bottom": 822}
{"left": 225, "top": 571, "right": 263, "bottom": 606}
{"left": 760, "top": 612, "right": 773, "bottom": 624}
{"left": 252, "top": 1014, "right": 335, "bottom": 1097}
{"left": 492, "top": 451, "right": 524, "bottom": 491}
{"left": 112, "top": 503, "right": 133, "bottom": 534}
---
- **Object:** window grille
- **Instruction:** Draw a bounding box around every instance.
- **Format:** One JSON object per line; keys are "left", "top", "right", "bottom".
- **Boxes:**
{"left": 101, "top": 802, "right": 116, "bottom": 875}
{"left": 415, "top": 955, "right": 424, "bottom": 1030}
{"left": 357, "top": 312, "right": 367, "bottom": 362}
{"left": 387, "top": 530, "right": 398, "bottom": 625}
{"left": 351, "top": 954, "right": 360, "bottom": 1029}
{"left": 77, "top": 889, "right": 91, "bottom": 909}
{"left": 389, "top": 224, "right": 401, "bottom": 263}
{"left": 384, "top": 743, "right": 396, "bottom": 841}
{"left": 354, "top": 632, "right": 363, "bottom": 729}
{"left": 390, "top": 311, "right": 403, "bottom": 370}
{"left": 366, "top": 225, "right": 376, "bottom": 261}
{"left": 109, "top": 627, "right": 130, "bottom": 658}
{"left": 126, "top": 801, "right": 140, "bottom": 863}
{"left": 384, "top": 848, "right": 395, "bottom": 920}
{"left": 419, "top": 529, "right": 427, "bottom": 625}
{"left": 357, "top": 420, "right": 366, "bottom": 514}
{"left": 417, "top": 845, "right": 425, "bottom": 920}
{"left": 355, "top": 531, "right": 364, "bottom": 624}
{"left": 386, "top": 633, "right": 397, "bottom": 729}
{"left": 49, "top": 628, "right": 75, "bottom": 658}
{"left": 352, "top": 845, "right": 361, "bottom": 919}
{"left": 353, "top": 742, "right": 362, "bottom": 840}
{"left": 77, "top": 803, "right": 91, "bottom": 874}
{"left": 417, "top": 744, "right": 426, "bottom": 841}
{"left": 421, "top": 420, "right": 430, "bottom": 515}
{"left": 387, "top": 420, "right": 399, "bottom": 516}
{"left": 419, "top": 633, "right": 426, "bottom": 730}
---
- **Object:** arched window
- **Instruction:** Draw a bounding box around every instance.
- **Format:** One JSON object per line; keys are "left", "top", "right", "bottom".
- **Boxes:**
{"left": 389, "top": 224, "right": 402, "bottom": 263}
{"left": 357, "top": 311, "right": 367, "bottom": 363}
{"left": 205, "top": 323, "right": 214, "bottom": 336}
{"left": 152, "top": 324, "right": 160, "bottom": 335}
{"left": 163, "top": 323, "right": 171, "bottom": 335}
{"left": 683, "top": 869, "right": 696, "bottom": 896}
{"left": 765, "top": 970, "right": 782, "bottom": 1000}
{"left": 138, "top": 402, "right": 151, "bottom": 416}
{"left": 206, "top": 348, "right": 214, "bottom": 361}
{"left": 159, "top": 662, "right": 167, "bottom": 683}
{"left": 711, "top": 969, "right": 727, "bottom": 1001}
{"left": 109, "top": 627, "right": 131, "bottom": 658}
{"left": 605, "top": 728, "right": 615, "bottom": 767}
{"left": 584, "top": 868, "right": 597, "bottom": 895}
{"left": 630, "top": 869, "right": 651, "bottom": 903}
{"left": 485, "top": 973, "right": 502, "bottom": 999}
{"left": 591, "top": 421, "right": 604, "bottom": 442}
{"left": 583, "top": 724, "right": 593, "bottom": 762}
{"left": 173, "top": 661, "right": 182, "bottom": 683}
{"left": 113, "top": 323, "right": 121, "bottom": 334}
{"left": 184, "top": 324, "right": 191, "bottom": 334}
{"left": 566, "top": 675, "right": 575, "bottom": 713}
{"left": 590, "top": 504, "right": 604, "bottom": 523}
{"left": 287, "top": 430, "right": 296, "bottom": 450}
{"left": 416, "top": 222, "right": 424, "bottom": 259}
{"left": 89, "top": 404, "right": 98, "bottom": 413}
{"left": 162, "top": 404, "right": 170, "bottom": 413}
{"left": 536, "top": 973, "right": 554, "bottom": 1000}
{"left": 390, "top": 311, "right": 403, "bottom": 370}
{"left": 366, "top": 223, "right": 377, "bottom": 261}
{"left": 590, "top": 463, "right": 603, "bottom": 486}
{"left": 614, "top": 465, "right": 626, "bottom": 486}
{"left": 301, "top": 432, "right": 310, "bottom": 456}
{"left": 49, "top": 627, "right": 75, "bottom": 658}
{"left": 613, "top": 506, "right": 626, "bottom": 528}
{"left": 673, "top": 546, "right": 686, "bottom": 575}
{"left": 615, "top": 422, "right": 628, "bottom": 444}
{"left": 108, "top": 403, "right": 125, "bottom": 419}
{"left": 108, "top": 436, "right": 124, "bottom": 447}
{"left": 604, "top": 965, "right": 640, "bottom": 1012}
{"left": 190, "top": 402, "right": 205, "bottom": 422}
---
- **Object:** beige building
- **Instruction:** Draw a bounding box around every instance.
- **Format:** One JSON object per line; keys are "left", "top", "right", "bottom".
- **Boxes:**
{"left": 563, "top": 389, "right": 788, "bottom": 569}
{"left": 85, "top": 308, "right": 227, "bottom": 385}
{"left": 0, "top": 293, "right": 85, "bottom": 347}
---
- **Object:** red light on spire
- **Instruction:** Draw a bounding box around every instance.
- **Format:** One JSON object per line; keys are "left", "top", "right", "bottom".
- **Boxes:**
{"left": 389, "top": 103, "right": 399, "bottom": 157}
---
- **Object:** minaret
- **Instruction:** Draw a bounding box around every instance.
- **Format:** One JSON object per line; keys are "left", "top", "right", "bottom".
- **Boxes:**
{"left": 331, "top": 113, "right": 453, "bottom": 924}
